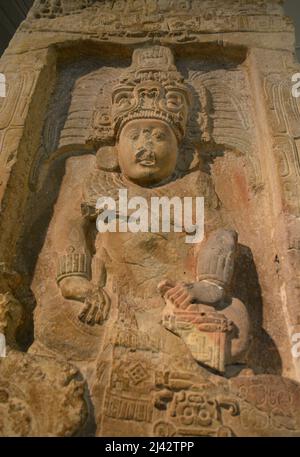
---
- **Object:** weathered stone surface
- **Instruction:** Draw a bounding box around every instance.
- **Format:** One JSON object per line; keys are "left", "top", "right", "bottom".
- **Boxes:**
{"left": 0, "top": 0, "right": 300, "bottom": 437}
{"left": 0, "top": 351, "right": 87, "bottom": 436}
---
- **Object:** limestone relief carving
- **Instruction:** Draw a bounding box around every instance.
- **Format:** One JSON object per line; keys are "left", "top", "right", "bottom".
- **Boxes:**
{"left": 0, "top": 0, "right": 300, "bottom": 438}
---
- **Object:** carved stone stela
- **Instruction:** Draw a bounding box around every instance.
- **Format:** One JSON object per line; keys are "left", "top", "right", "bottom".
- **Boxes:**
{"left": 0, "top": 0, "right": 300, "bottom": 437}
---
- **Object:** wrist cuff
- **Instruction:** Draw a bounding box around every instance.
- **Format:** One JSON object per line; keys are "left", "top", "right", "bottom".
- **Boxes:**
{"left": 56, "top": 248, "right": 91, "bottom": 283}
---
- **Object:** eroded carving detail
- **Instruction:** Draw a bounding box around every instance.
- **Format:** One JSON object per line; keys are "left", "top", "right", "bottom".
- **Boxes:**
{"left": 0, "top": 0, "right": 300, "bottom": 438}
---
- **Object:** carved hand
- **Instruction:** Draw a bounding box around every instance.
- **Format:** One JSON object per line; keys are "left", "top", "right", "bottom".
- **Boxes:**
{"left": 158, "top": 279, "right": 194, "bottom": 309}
{"left": 158, "top": 278, "right": 225, "bottom": 308}
{"left": 78, "top": 287, "right": 111, "bottom": 326}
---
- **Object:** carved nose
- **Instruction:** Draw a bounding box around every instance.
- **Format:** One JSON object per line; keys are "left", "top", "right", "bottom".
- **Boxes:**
{"left": 135, "top": 146, "right": 155, "bottom": 163}
{"left": 136, "top": 147, "right": 153, "bottom": 159}
{"left": 136, "top": 147, "right": 147, "bottom": 159}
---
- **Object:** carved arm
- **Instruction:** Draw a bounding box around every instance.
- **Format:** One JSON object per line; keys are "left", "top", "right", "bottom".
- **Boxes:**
{"left": 158, "top": 229, "right": 238, "bottom": 308}
{"left": 192, "top": 228, "right": 238, "bottom": 305}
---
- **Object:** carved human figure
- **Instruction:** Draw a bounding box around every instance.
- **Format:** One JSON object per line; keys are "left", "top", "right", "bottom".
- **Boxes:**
{"left": 53, "top": 46, "right": 250, "bottom": 375}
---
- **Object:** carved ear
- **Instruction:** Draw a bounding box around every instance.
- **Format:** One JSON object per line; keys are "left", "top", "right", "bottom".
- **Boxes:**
{"left": 96, "top": 145, "right": 120, "bottom": 172}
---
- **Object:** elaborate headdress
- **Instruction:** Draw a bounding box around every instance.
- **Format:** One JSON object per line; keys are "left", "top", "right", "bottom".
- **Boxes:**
{"left": 88, "top": 46, "right": 192, "bottom": 145}
{"left": 111, "top": 46, "right": 192, "bottom": 142}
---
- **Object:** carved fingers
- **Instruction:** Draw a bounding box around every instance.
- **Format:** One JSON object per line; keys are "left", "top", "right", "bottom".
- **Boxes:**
{"left": 78, "top": 287, "right": 111, "bottom": 326}
{"left": 158, "top": 280, "right": 194, "bottom": 310}
{"left": 157, "top": 279, "right": 176, "bottom": 296}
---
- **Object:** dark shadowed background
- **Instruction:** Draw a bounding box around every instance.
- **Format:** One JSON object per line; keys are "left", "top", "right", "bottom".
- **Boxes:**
{"left": 0, "top": 0, "right": 300, "bottom": 57}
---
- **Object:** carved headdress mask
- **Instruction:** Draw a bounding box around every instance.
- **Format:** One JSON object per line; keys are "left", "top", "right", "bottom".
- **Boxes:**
{"left": 111, "top": 46, "right": 192, "bottom": 142}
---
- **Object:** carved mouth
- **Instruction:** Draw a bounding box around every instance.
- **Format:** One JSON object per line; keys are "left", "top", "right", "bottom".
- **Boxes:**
{"left": 135, "top": 149, "right": 156, "bottom": 167}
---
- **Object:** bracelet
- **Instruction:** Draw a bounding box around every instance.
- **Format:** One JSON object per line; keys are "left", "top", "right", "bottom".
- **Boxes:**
{"left": 56, "top": 246, "right": 91, "bottom": 283}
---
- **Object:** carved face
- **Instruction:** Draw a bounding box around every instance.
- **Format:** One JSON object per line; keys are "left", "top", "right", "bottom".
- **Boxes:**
{"left": 117, "top": 119, "right": 178, "bottom": 186}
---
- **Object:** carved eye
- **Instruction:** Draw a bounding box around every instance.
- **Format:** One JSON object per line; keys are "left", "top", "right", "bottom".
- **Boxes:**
{"left": 139, "top": 88, "right": 159, "bottom": 99}
{"left": 128, "top": 129, "right": 139, "bottom": 141}
{"left": 115, "top": 92, "right": 131, "bottom": 108}
{"left": 166, "top": 93, "right": 183, "bottom": 110}
{"left": 153, "top": 130, "right": 166, "bottom": 141}
{"left": 149, "top": 89, "right": 158, "bottom": 98}
{"left": 119, "top": 97, "right": 130, "bottom": 107}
